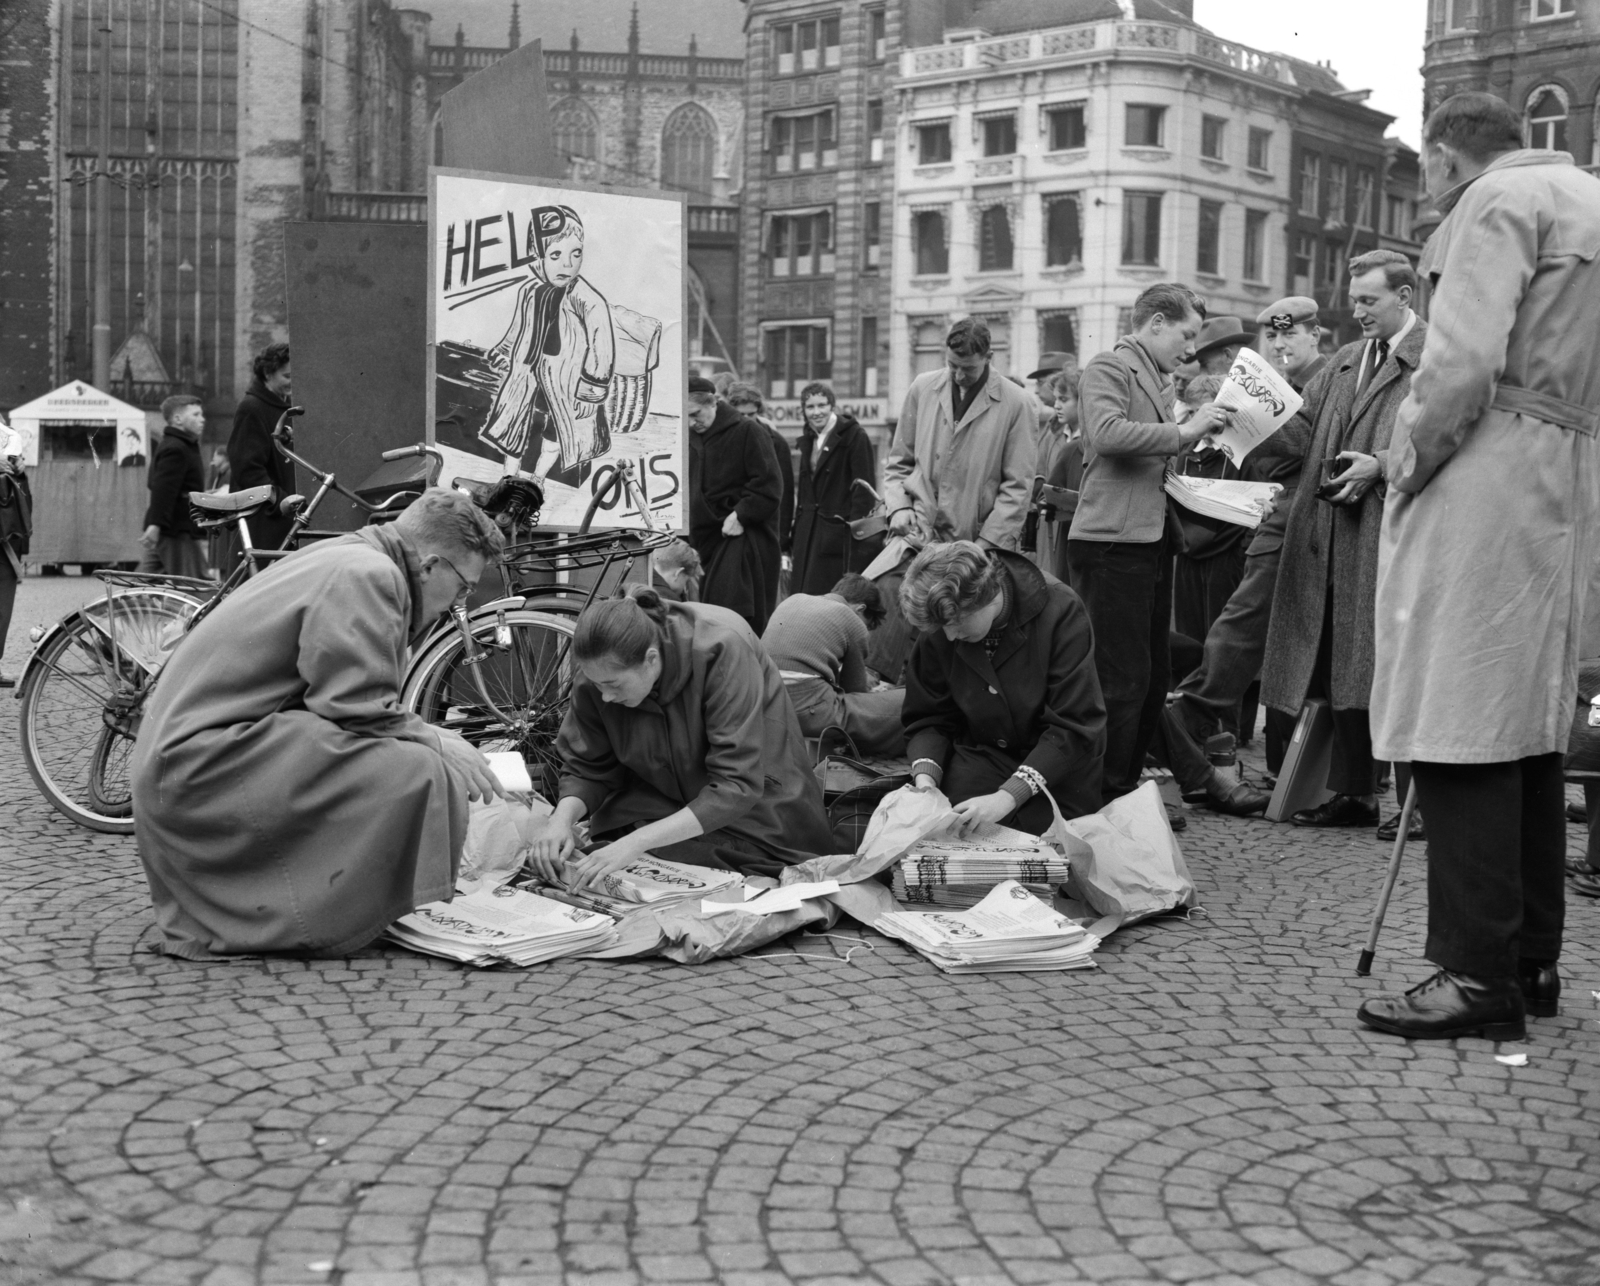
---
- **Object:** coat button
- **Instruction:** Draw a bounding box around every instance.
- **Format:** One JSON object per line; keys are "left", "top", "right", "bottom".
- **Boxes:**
{"left": 997, "top": 739, "right": 1008, "bottom": 749}
{"left": 988, "top": 685, "right": 998, "bottom": 694}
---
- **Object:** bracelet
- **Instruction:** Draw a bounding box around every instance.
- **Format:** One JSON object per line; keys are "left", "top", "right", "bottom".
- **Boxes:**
{"left": 910, "top": 758, "right": 943, "bottom": 783}
{"left": 1012, "top": 765, "right": 1048, "bottom": 798}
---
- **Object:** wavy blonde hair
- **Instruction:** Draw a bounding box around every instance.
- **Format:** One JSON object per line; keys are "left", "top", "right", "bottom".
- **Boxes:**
{"left": 899, "top": 541, "right": 1003, "bottom": 630}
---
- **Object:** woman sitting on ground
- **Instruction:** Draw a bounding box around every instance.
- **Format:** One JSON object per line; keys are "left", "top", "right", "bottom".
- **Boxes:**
{"left": 528, "top": 586, "right": 833, "bottom": 888}
{"left": 902, "top": 541, "right": 1106, "bottom": 834}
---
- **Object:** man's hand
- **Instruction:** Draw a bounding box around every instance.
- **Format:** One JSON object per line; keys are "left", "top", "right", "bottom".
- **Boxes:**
{"left": 564, "top": 838, "right": 644, "bottom": 892}
{"left": 1178, "top": 403, "right": 1232, "bottom": 445}
{"left": 0, "top": 456, "right": 19, "bottom": 477}
{"left": 722, "top": 511, "right": 744, "bottom": 538}
{"left": 435, "top": 728, "right": 502, "bottom": 803}
{"left": 1328, "top": 451, "right": 1382, "bottom": 504}
{"left": 526, "top": 813, "right": 579, "bottom": 883}
{"left": 951, "top": 790, "right": 1016, "bottom": 836}
{"left": 888, "top": 507, "right": 920, "bottom": 537}
{"left": 141, "top": 524, "right": 161, "bottom": 548}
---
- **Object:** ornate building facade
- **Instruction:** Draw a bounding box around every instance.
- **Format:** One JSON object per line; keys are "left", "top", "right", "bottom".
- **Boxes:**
{"left": 1421, "top": 0, "right": 1600, "bottom": 168}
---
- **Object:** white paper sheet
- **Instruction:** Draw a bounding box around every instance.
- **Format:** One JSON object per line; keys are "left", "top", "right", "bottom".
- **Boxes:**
{"left": 485, "top": 752, "right": 533, "bottom": 794}
{"left": 702, "top": 880, "right": 841, "bottom": 916}
{"left": 1208, "top": 349, "right": 1303, "bottom": 465}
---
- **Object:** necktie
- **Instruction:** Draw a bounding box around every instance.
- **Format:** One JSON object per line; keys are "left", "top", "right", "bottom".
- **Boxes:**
{"left": 1358, "top": 339, "right": 1389, "bottom": 398}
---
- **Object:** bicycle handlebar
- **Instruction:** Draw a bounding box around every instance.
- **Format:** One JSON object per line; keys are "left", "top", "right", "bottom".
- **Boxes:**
{"left": 381, "top": 444, "right": 429, "bottom": 462}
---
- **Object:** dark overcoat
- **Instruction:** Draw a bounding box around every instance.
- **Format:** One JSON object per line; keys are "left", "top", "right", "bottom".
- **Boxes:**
{"left": 789, "top": 412, "right": 882, "bottom": 596}
{"left": 556, "top": 600, "right": 833, "bottom": 876}
{"left": 1259, "top": 321, "right": 1427, "bottom": 713}
{"left": 227, "top": 378, "right": 297, "bottom": 549}
{"left": 688, "top": 404, "right": 783, "bottom": 634}
{"left": 143, "top": 426, "right": 205, "bottom": 539}
{"left": 904, "top": 550, "right": 1107, "bottom": 820}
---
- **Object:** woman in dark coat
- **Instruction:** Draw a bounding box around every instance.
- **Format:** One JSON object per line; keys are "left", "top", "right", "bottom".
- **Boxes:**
{"left": 788, "top": 381, "right": 881, "bottom": 597}
{"left": 528, "top": 586, "right": 833, "bottom": 885}
{"left": 227, "top": 342, "right": 297, "bottom": 552}
{"left": 686, "top": 379, "right": 783, "bottom": 635}
{"left": 902, "top": 541, "right": 1106, "bottom": 834}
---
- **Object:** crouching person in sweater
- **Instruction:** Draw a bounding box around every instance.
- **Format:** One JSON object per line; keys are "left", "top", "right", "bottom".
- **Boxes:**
{"left": 902, "top": 541, "right": 1106, "bottom": 835}
{"left": 762, "top": 574, "right": 907, "bottom": 756}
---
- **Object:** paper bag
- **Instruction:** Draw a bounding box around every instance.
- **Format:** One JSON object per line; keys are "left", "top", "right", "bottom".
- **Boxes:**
{"left": 1046, "top": 781, "right": 1197, "bottom": 929}
{"left": 457, "top": 795, "right": 553, "bottom": 894}
{"left": 785, "top": 785, "right": 958, "bottom": 888}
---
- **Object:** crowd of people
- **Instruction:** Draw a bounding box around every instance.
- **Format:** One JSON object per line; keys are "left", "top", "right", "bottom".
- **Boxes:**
{"left": 123, "top": 92, "right": 1599, "bottom": 1044}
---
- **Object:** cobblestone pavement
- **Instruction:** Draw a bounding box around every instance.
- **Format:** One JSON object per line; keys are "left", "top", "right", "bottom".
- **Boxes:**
{"left": 2, "top": 689, "right": 1598, "bottom": 1286}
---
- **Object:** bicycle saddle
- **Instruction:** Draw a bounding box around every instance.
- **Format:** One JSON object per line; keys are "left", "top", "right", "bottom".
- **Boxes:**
{"left": 189, "top": 486, "right": 274, "bottom": 514}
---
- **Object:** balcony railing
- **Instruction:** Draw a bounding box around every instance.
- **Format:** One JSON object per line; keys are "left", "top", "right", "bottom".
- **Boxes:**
{"left": 428, "top": 44, "right": 742, "bottom": 82}
{"left": 319, "top": 191, "right": 428, "bottom": 223}
{"left": 688, "top": 206, "right": 739, "bottom": 235}
{"left": 903, "top": 21, "right": 1293, "bottom": 85}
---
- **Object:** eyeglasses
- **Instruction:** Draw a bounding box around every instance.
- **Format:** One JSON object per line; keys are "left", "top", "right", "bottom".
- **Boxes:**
{"left": 432, "top": 553, "right": 478, "bottom": 606}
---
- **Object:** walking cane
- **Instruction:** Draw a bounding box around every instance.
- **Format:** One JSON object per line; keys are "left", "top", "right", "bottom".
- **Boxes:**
{"left": 1356, "top": 779, "right": 1419, "bottom": 975}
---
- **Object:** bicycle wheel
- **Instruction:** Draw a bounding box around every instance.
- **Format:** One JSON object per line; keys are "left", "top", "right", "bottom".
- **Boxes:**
{"left": 19, "top": 595, "right": 196, "bottom": 833}
{"left": 402, "top": 605, "right": 578, "bottom": 801}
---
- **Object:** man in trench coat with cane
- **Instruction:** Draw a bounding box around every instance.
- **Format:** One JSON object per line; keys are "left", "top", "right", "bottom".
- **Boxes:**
{"left": 1358, "top": 92, "right": 1600, "bottom": 1041}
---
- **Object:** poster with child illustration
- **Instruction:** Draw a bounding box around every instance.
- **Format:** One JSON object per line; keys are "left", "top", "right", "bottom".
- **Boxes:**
{"left": 428, "top": 169, "right": 686, "bottom": 529}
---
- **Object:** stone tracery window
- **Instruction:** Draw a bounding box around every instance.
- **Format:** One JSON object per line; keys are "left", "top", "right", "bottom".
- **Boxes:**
{"left": 1526, "top": 86, "right": 1568, "bottom": 153}
{"left": 661, "top": 103, "right": 718, "bottom": 195}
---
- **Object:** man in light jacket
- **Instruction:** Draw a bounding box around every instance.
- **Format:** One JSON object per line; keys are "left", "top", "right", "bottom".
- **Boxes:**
{"left": 1359, "top": 92, "right": 1600, "bottom": 1042}
{"left": 1066, "top": 284, "right": 1228, "bottom": 803}
{"left": 870, "top": 316, "right": 1037, "bottom": 679}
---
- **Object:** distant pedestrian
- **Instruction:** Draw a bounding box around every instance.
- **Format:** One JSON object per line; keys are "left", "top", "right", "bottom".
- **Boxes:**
{"left": 1360, "top": 92, "right": 1600, "bottom": 1041}
{"left": 227, "top": 342, "right": 296, "bottom": 558}
{"left": 726, "top": 382, "right": 796, "bottom": 576}
{"left": 784, "top": 382, "right": 880, "bottom": 596}
{"left": 139, "top": 395, "right": 210, "bottom": 581}
{"left": 0, "top": 416, "right": 31, "bottom": 688}
{"left": 686, "top": 376, "right": 783, "bottom": 635}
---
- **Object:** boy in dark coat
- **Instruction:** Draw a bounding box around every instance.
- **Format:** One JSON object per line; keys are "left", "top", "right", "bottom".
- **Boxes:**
{"left": 686, "top": 377, "right": 783, "bottom": 635}
{"left": 785, "top": 381, "right": 881, "bottom": 596}
{"left": 140, "top": 394, "right": 210, "bottom": 580}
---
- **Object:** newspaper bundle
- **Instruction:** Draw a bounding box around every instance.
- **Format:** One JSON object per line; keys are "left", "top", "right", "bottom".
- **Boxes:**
{"left": 877, "top": 881, "right": 1097, "bottom": 973}
{"left": 1163, "top": 474, "right": 1283, "bottom": 528}
{"left": 892, "top": 825, "right": 1070, "bottom": 908}
{"left": 527, "top": 856, "right": 744, "bottom": 918}
{"left": 386, "top": 886, "right": 617, "bottom": 967}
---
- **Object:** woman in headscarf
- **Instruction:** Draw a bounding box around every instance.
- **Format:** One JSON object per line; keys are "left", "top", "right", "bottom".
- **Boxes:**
{"left": 481, "top": 204, "right": 616, "bottom": 485}
{"left": 527, "top": 586, "right": 832, "bottom": 886}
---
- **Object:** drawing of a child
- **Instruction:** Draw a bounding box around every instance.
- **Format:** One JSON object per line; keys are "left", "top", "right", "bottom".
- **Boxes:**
{"left": 481, "top": 205, "right": 617, "bottom": 485}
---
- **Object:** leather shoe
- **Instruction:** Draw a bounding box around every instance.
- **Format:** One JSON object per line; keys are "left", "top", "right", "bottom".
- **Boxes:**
{"left": 1164, "top": 804, "right": 1187, "bottom": 833}
{"left": 1291, "top": 794, "right": 1379, "bottom": 828}
{"left": 1357, "top": 969, "right": 1526, "bottom": 1041}
{"left": 1566, "top": 800, "right": 1587, "bottom": 824}
{"left": 1518, "top": 960, "right": 1559, "bottom": 1018}
{"left": 1376, "top": 810, "right": 1425, "bottom": 843}
{"left": 1201, "top": 770, "right": 1269, "bottom": 817}
{"left": 1571, "top": 870, "right": 1600, "bottom": 899}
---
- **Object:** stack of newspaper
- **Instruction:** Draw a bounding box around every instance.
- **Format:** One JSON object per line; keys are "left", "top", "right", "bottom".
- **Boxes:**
{"left": 877, "top": 881, "right": 1097, "bottom": 973}
{"left": 529, "top": 856, "right": 744, "bottom": 918}
{"left": 1163, "top": 474, "right": 1283, "bottom": 528}
{"left": 891, "top": 825, "right": 1069, "bottom": 908}
{"left": 386, "top": 886, "right": 617, "bottom": 967}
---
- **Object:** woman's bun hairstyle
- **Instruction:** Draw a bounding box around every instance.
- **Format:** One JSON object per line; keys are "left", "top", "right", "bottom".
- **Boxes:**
{"left": 573, "top": 584, "right": 669, "bottom": 667}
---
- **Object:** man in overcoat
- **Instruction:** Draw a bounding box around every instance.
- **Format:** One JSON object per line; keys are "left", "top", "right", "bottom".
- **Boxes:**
{"left": 686, "top": 377, "right": 784, "bottom": 635}
{"left": 871, "top": 316, "right": 1037, "bottom": 679}
{"left": 1258, "top": 252, "right": 1426, "bottom": 828}
{"left": 782, "top": 381, "right": 878, "bottom": 596}
{"left": 227, "top": 343, "right": 296, "bottom": 556}
{"left": 1359, "top": 93, "right": 1600, "bottom": 1040}
{"left": 1066, "top": 283, "right": 1228, "bottom": 803}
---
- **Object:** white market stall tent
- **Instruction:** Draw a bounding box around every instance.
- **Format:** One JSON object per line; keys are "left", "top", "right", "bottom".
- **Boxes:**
{"left": 7, "top": 382, "right": 153, "bottom": 567}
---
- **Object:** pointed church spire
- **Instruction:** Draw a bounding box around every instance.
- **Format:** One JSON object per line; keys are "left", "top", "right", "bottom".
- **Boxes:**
{"left": 628, "top": 3, "right": 640, "bottom": 55}
{"left": 508, "top": 1, "right": 521, "bottom": 49}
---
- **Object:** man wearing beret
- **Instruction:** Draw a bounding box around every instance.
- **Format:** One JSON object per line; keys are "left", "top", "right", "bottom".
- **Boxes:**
{"left": 1169, "top": 298, "right": 1323, "bottom": 772}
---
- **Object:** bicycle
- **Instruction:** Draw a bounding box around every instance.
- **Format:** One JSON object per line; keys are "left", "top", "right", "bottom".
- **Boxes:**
{"left": 16, "top": 409, "right": 439, "bottom": 833}
{"left": 397, "top": 447, "right": 677, "bottom": 802}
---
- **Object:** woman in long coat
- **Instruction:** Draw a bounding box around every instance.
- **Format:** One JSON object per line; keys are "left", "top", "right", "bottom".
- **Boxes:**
{"left": 227, "top": 343, "right": 297, "bottom": 552}
{"left": 481, "top": 205, "right": 616, "bottom": 482}
{"left": 902, "top": 542, "right": 1106, "bottom": 833}
{"left": 788, "top": 381, "right": 881, "bottom": 597}
{"left": 529, "top": 586, "right": 833, "bottom": 884}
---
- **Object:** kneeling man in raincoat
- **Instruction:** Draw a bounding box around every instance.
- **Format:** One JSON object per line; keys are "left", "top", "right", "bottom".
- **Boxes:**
{"left": 131, "top": 488, "right": 506, "bottom": 959}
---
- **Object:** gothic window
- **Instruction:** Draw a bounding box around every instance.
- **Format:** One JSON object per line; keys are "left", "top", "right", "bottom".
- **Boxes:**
{"left": 551, "top": 98, "right": 599, "bottom": 165}
{"left": 1526, "top": 87, "right": 1568, "bottom": 152}
{"left": 661, "top": 104, "right": 718, "bottom": 195}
